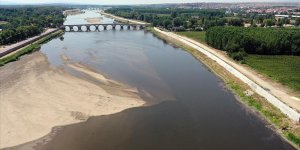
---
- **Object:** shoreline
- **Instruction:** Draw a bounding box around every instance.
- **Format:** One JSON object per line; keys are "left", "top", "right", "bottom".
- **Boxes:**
{"left": 0, "top": 52, "right": 145, "bottom": 149}
{"left": 85, "top": 17, "right": 102, "bottom": 24}
{"left": 146, "top": 27, "right": 300, "bottom": 149}
{"left": 100, "top": 11, "right": 148, "bottom": 25}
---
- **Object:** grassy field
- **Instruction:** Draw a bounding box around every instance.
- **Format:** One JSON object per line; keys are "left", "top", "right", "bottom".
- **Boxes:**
{"left": 176, "top": 31, "right": 206, "bottom": 43}
{"left": 245, "top": 55, "right": 300, "bottom": 91}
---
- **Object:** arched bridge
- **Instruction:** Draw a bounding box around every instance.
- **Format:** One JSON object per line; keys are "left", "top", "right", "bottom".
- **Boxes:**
{"left": 62, "top": 24, "right": 149, "bottom": 32}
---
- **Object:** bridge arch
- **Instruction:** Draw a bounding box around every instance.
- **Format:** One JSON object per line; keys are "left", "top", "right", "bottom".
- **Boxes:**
{"left": 89, "top": 25, "right": 96, "bottom": 32}
{"left": 63, "top": 24, "right": 149, "bottom": 32}
{"left": 64, "top": 26, "right": 71, "bottom": 32}
{"left": 98, "top": 25, "right": 104, "bottom": 31}
{"left": 115, "top": 24, "right": 122, "bottom": 30}
{"left": 72, "top": 26, "right": 79, "bottom": 32}
{"left": 80, "top": 25, "right": 88, "bottom": 32}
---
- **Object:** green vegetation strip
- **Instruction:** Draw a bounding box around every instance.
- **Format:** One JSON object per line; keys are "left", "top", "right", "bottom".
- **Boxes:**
{"left": 206, "top": 26, "right": 300, "bottom": 56}
{"left": 229, "top": 81, "right": 300, "bottom": 148}
{"left": 176, "top": 31, "right": 206, "bottom": 43}
{"left": 245, "top": 55, "right": 300, "bottom": 91}
{"left": 175, "top": 30, "right": 300, "bottom": 92}
{"left": 0, "top": 30, "right": 64, "bottom": 66}
{"left": 148, "top": 27, "right": 300, "bottom": 149}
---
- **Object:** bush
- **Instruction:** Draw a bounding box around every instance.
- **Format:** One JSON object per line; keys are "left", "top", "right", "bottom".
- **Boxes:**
{"left": 228, "top": 51, "right": 248, "bottom": 61}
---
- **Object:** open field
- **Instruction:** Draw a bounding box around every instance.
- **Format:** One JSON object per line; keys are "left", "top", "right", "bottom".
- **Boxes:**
{"left": 245, "top": 55, "right": 300, "bottom": 91}
{"left": 176, "top": 31, "right": 206, "bottom": 43}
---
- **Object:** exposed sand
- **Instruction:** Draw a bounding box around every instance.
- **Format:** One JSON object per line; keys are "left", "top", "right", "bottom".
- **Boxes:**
{"left": 85, "top": 17, "right": 102, "bottom": 24}
{"left": 0, "top": 52, "right": 145, "bottom": 148}
{"left": 100, "top": 12, "right": 148, "bottom": 25}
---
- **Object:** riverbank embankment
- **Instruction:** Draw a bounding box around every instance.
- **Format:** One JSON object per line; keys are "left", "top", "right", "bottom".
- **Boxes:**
{"left": 0, "top": 29, "right": 63, "bottom": 66}
{"left": 148, "top": 27, "right": 300, "bottom": 148}
{"left": 153, "top": 28, "right": 300, "bottom": 121}
{"left": 0, "top": 28, "right": 59, "bottom": 58}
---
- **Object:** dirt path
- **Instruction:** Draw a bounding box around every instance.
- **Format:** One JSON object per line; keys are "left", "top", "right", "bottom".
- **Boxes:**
{"left": 0, "top": 52, "right": 145, "bottom": 149}
{"left": 154, "top": 27, "right": 300, "bottom": 121}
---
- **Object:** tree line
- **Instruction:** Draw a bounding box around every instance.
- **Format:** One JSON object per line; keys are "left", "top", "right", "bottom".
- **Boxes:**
{"left": 0, "top": 7, "right": 65, "bottom": 45}
{"left": 206, "top": 27, "right": 300, "bottom": 60}
{"left": 105, "top": 7, "right": 244, "bottom": 31}
{"left": 106, "top": 7, "right": 300, "bottom": 32}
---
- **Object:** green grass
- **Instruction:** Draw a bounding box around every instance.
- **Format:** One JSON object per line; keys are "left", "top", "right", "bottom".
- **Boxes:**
{"left": 0, "top": 30, "right": 63, "bottom": 66}
{"left": 287, "top": 132, "right": 300, "bottom": 147}
{"left": 176, "top": 31, "right": 206, "bottom": 43}
{"left": 245, "top": 55, "right": 300, "bottom": 91}
{"left": 229, "top": 82, "right": 283, "bottom": 126}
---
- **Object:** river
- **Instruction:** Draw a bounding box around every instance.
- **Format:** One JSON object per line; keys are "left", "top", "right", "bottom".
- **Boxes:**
{"left": 33, "top": 10, "right": 294, "bottom": 149}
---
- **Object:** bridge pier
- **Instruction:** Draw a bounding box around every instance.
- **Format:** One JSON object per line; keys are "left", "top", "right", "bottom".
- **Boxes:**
{"left": 78, "top": 26, "right": 82, "bottom": 32}
{"left": 86, "top": 25, "right": 91, "bottom": 32}
{"left": 103, "top": 25, "right": 107, "bottom": 30}
{"left": 127, "top": 25, "right": 131, "bottom": 30}
{"left": 70, "top": 26, "right": 74, "bottom": 32}
{"left": 95, "top": 25, "right": 99, "bottom": 32}
{"left": 120, "top": 25, "right": 124, "bottom": 30}
{"left": 112, "top": 25, "right": 116, "bottom": 30}
{"left": 132, "top": 25, "right": 137, "bottom": 30}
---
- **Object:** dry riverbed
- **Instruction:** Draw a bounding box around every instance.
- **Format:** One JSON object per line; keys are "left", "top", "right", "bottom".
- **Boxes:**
{"left": 85, "top": 17, "right": 102, "bottom": 24}
{"left": 0, "top": 52, "right": 145, "bottom": 148}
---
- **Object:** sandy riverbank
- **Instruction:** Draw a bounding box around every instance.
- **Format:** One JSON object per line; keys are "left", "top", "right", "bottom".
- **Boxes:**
{"left": 85, "top": 17, "right": 102, "bottom": 24}
{"left": 0, "top": 52, "right": 145, "bottom": 148}
{"left": 100, "top": 12, "right": 147, "bottom": 25}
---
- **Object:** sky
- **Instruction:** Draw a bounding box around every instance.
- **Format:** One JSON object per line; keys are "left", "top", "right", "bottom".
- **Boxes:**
{"left": 1, "top": 0, "right": 298, "bottom": 5}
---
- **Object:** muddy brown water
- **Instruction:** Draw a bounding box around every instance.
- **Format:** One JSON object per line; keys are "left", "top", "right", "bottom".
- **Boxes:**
{"left": 14, "top": 11, "right": 295, "bottom": 150}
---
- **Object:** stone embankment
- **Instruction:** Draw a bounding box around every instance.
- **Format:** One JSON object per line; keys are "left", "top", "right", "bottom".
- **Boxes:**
{"left": 154, "top": 27, "right": 300, "bottom": 122}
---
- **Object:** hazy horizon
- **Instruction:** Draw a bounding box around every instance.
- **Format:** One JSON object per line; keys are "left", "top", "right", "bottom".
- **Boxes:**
{"left": 1, "top": 0, "right": 299, "bottom": 5}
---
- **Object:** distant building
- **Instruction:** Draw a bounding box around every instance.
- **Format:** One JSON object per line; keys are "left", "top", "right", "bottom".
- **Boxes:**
{"left": 275, "top": 14, "right": 300, "bottom": 20}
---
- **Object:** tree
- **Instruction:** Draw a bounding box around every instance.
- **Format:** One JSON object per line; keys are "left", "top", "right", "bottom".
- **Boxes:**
{"left": 0, "top": 7, "right": 64, "bottom": 45}
{"left": 264, "top": 19, "right": 274, "bottom": 27}
{"left": 206, "top": 26, "right": 300, "bottom": 56}
{"left": 296, "top": 18, "right": 300, "bottom": 26}
{"left": 171, "top": 11, "right": 178, "bottom": 18}
{"left": 173, "top": 17, "right": 183, "bottom": 27}
{"left": 163, "top": 19, "right": 172, "bottom": 29}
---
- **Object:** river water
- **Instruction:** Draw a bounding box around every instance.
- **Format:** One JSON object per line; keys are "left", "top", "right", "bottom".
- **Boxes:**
{"left": 37, "top": 10, "right": 294, "bottom": 150}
